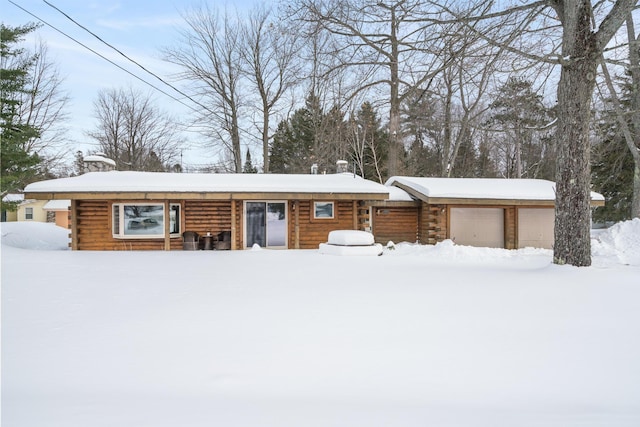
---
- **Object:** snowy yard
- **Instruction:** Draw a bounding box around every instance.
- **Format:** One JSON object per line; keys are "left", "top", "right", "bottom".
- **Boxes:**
{"left": 2, "top": 220, "right": 640, "bottom": 427}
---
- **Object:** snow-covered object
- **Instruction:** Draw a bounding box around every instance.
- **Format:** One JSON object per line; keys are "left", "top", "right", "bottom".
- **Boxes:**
{"left": 320, "top": 230, "right": 382, "bottom": 256}
{"left": 592, "top": 218, "right": 640, "bottom": 266}
{"left": 327, "top": 230, "right": 375, "bottom": 246}
{"left": 0, "top": 222, "right": 69, "bottom": 251}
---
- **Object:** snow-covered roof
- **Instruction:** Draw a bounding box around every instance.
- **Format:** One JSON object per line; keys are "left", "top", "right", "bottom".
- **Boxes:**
{"left": 84, "top": 155, "right": 116, "bottom": 166}
{"left": 43, "top": 199, "right": 71, "bottom": 211}
{"left": 386, "top": 185, "right": 415, "bottom": 202}
{"left": 386, "top": 176, "right": 605, "bottom": 202}
{"left": 2, "top": 193, "right": 25, "bottom": 203}
{"left": 24, "top": 171, "right": 390, "bottom": 198}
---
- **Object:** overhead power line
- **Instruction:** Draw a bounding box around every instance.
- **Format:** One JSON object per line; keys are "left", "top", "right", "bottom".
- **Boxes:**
{"left": 7, "top": 0, "right": 222, "bottom": 122}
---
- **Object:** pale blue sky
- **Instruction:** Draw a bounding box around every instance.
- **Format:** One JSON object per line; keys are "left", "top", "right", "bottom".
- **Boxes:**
{"left": 4, "top": 0, "right": 263, "bottom": 167}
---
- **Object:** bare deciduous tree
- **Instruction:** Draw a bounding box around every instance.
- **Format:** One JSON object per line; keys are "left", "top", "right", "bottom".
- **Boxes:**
{"left": 87, "top": 87, "right": 182, "bottom": 171}
{"left": 434, "top": 0, "right": 637, "bottom": 266}
{"left": 165, "top": 5, "right": 243, "bottom": 172}
{"left": 623, "top": 14, "right": 640, "bottom": 218}
{"left": 295, "top": 0, "right": 453, "bottom": 177}
{"left": 241, "top": 5, "right": 300, "bottom": 173}
{"left": 11, "top": 39, "right": 70, "bottom": 173}
{"left": 550, "top": 0, "right": 636, "bottom": 266}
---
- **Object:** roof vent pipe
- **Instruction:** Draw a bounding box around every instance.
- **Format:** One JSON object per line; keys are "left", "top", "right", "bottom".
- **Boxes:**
{"left": 336, "top": 160, "right": 348, "bottom": 173}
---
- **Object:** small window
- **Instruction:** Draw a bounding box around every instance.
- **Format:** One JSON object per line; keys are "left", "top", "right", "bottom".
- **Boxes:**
{"left": 25, "top": 207, "right": 34, "bottom": 220}
{"left": 314, "top": 201, "right": 334, "bottom": 219}
{"left": 170, "top": 204, "right": 181, "bottom": 235}
{"left": 112, "top": 203, "right": 181, "bottom": 239}
{"left": 113, "top": 205, "right": 120, "bottom": 235}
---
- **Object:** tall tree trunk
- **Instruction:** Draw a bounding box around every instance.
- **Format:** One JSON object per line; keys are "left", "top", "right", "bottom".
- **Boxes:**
{"left": 626, "top": 17, "right": 640, "bottom": 218}
{"left": 553, "top": 0, "right": 598, "bottom": 266}
{"left": 262, "top": 107, "right": 270, "bottom": 173}
{"left": 443, "top": 77, "right": 453, "bottom": 177}
{"left": 232, "top": 111, "right": 242, "bottom": 173}
{"left": 388, "top": 6, "right": 401, "bottom": 177}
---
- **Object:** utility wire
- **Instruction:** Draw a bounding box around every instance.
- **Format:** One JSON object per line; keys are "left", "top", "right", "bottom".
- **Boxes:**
{"left": 40, "top": 0, "right": 224, "bottom": 122}
{"left": 7, "top": 0, "right": 220, "bottom": 121}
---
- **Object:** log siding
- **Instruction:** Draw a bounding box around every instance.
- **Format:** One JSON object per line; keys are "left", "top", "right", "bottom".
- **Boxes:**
{"left": 69, "top": 198, "right": 368, "bottom": 251}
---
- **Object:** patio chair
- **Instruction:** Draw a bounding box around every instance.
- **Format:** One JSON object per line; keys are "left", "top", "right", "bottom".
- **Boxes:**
{"left": 182, "top": 231, "right": 200, "bottom": 250}
{"left": 215, "top": 230, "right": 231, "bottom": 250}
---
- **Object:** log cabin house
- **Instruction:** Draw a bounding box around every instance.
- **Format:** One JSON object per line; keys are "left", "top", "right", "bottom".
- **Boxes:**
{"left": 23, "top": 171, "right": 390, "bottom": 251}
{"left": 376, "top": 177, "right": 605, "bottom": 249}
{"left": 23, "top": 172, "right": 605, "bottom": 251}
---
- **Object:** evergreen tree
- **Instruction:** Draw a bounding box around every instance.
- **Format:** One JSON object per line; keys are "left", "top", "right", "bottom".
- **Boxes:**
{"left": 401, "top": 89, "right": 449, "bottom": 177}
{"left": 592, "top": 136, "right": 634, "bottom": 223}
{"left": 592, "top": 75, "right": 636, "bottom": 222}
{"left": 243, "top": 149, "right": 258, "bottom": 173}
{"left": 73, "top": 150, "right": 85, "bottom": 175}
{"left": 488, "top": 77, "right": 552, "bottom": 178}
{"left": 269, "top": 106, "right": 315, "bottom": 173}
{"left": 1, "top": 24, "right": 42, "bottom": 212}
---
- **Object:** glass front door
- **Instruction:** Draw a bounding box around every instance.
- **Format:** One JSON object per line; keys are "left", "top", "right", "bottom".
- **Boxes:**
{"left": 245, "top": 202, "right": 287, "bottom": 248}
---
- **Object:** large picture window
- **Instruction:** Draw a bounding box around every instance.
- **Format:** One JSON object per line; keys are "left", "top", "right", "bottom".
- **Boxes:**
{"left": 112, "top": 203, "right": 181, "bottom": 239}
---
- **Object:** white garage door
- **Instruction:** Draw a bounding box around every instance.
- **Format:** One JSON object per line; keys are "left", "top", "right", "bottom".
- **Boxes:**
{"left": 518, "top": 208, "right": 555, "bottom": 249}
{"left": 450, "top": 208, "right": 504, "bottom": 248}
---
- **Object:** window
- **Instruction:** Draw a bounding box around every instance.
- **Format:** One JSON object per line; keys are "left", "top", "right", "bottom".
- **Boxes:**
{"left": 25, "top": 207, "right": 34, "bottom": 220}
{"left": 314, "top": 201, "right": 334, "bottom": 219}
{"left": 112, "top": 203, "right": 181, "bottom": 239}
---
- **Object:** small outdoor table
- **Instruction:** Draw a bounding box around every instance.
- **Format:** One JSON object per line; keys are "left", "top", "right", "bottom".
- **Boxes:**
{"left": 201, "top": 235, "right": 215, "bottom": 250}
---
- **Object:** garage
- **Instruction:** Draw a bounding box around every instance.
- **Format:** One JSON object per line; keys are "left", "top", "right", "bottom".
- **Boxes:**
{"left": 384, "top": 177, "right": 605, "bottom": 249}
{"left": 518, "top": 208, "right": 555, "bottom": 249}
{"left": 450, "top": 208, "right": 504, "bottom": 248}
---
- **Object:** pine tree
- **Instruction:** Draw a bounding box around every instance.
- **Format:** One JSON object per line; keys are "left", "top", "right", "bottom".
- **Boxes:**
{"left": 243, "top": 149, "right": 258, "bottom": 173}
{"left": 592, "top": 75, "right": 636, "bottom": 222}
{"left": 1, "top": 24, "right": 42, "bottom": 212}
{"left": 269, "top": 106, "right": 315, "bottom": 173}
{"left": 488, "top": 77, "right": 552, "bottom": 178}
{"left": 73, "top": 151, "right": 85, "bottom": 175}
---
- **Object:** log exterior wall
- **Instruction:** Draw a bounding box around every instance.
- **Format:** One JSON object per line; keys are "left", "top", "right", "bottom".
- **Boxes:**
{"left": 372, "top": 206, "right": 419, "bottom": 244}
{"left": 418, "top": 203, "right": 448, "bottom": 245}
{"left": 290, "top": 200, "right": 360, "bottom": 249}
{"left": 183, "top": 200, "right": 233, "bottom": 238}
{"left": 74, "top": 200, "right": 182, "bottom": 250}
{"left": 70, "top": 198, "right": 366, "bottom": 251}
{"left": 67, "top": 197, "right": 548, "bottom": 251}
{"left": 504, "top": 206, "right": 517, "bottom": 249}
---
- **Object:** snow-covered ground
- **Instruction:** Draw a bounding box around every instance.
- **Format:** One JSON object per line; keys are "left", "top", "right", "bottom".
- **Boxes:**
{"left": 2, "top": 220, "right": 640, "bottom": 427}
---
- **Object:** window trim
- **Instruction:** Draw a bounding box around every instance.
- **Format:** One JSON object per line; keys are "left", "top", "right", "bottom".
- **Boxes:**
{"left": 112, "top": 202, "right": 181, "bottom": 239}
{"left": 24, "top": 207, "right": 34, "bottom": 220}
{"left": 313, "top": 201, "right": 335, "bottom": 219}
